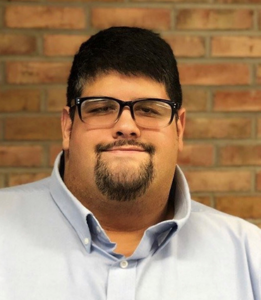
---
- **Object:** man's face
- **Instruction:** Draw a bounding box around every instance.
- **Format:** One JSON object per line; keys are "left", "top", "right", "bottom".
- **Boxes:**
{"left": 62, "top": 72, "right": 185, "bottom": 202}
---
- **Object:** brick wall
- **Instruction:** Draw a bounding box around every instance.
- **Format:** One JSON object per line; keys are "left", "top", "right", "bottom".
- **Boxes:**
{"left": 0, "top": 0, "right": 260, "bottom": 225}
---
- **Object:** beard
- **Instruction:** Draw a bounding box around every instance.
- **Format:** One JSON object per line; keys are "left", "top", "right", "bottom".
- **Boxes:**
{"left": 94, "top": 140, "right": 155, "bottom": 202}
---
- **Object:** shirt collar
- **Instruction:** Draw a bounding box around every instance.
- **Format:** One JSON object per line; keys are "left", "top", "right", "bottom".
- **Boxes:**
{"left": 50, "top": 152, "right": 93, "bottom": 253}
{"left": 50, "top": 152, "right": 191, "bottom": 255}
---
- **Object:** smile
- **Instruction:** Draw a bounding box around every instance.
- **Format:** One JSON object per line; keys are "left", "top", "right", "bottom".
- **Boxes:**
{"left": 103, "top": 147, "right": 147, "bottom": 156}
{"left": 106, "top": 147, "right": 145, "bottom": 152}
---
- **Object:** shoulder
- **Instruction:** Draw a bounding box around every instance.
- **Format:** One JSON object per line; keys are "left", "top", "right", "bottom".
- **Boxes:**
{"left": 189, "top": 200, "right": 261, "bottom": 243}
{"left": 0, "top": 177, "right": 51, "bottom": 195}
{"left": 0, "top": 177, "right": 52, "bottom": 210}
{"left": 0, "top": 177, "right": 64, "bottom": 239}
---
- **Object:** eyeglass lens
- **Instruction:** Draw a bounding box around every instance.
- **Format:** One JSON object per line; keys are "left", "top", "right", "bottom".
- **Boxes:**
{"left": 80, "top": 99, "right": 173, "bottom": 129}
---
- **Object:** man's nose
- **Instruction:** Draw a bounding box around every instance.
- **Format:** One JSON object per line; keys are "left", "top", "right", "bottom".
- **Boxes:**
{"left": 112, "top": 107, "right": 141, "bottom": 138}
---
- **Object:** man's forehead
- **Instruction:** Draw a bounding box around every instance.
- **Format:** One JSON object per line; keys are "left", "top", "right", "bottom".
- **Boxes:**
{"left": 81, "top": 71, "right": 169, "bottom": 100}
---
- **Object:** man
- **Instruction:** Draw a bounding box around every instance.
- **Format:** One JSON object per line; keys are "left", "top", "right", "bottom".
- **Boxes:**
{"left": 0, "top": 27, "right": 260, "bottom": 300}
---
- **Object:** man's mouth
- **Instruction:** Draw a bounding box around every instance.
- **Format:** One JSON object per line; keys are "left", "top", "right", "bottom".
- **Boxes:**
{"left": 106, "top": 146, "right": 145, "bottom": 152}
{"left": 95, "top": 140, "right": 155, "bottom": 155}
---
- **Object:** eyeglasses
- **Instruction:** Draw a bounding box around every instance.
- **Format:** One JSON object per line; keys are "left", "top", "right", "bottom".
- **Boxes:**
{"left": 70, "top": 96, "right": 181, "bottom": 129}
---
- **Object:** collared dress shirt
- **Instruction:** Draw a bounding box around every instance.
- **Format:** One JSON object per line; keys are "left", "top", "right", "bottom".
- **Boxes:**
{"left": 0, "top": 153, "right": 260, "bottom": 300}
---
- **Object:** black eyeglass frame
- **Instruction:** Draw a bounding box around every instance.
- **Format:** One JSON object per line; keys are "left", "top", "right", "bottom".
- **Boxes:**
{"left": 70, "top": 96, "right": 181, "bottom": 127}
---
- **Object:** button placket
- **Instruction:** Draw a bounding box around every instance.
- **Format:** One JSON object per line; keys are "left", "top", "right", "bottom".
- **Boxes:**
{"left": 107, "top": 260, "right": 137, "bottom": 300}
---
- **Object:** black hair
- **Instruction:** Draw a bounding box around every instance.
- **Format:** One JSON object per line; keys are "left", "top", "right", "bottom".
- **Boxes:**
{"left": 66, "top": 26, "right": 182, "bottom": 109}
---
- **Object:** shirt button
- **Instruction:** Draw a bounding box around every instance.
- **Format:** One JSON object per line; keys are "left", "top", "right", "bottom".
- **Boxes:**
{"left": 120, "top": 260, "right": 128, "bottom": 269}
{"left": 84, "top": 238, "right": 89, "bottom": 245}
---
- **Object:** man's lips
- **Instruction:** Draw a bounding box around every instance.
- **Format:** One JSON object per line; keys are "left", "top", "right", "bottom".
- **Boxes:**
{"left": 95, "top": 141, "right": 155, "bottom": 155}
{"left": 103, "top": 147, "right": 147, "bottom": 155}
{"left": 105, "top": 147, "right": 145, "bottom": 152}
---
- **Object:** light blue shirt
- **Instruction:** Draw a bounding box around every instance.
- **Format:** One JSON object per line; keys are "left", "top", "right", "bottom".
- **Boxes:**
{"left": 0, "top": 153, "right": 260, "bottom": 300}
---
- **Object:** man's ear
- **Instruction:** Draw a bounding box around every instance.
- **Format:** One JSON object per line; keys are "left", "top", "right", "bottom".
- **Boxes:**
{"left": 177, "top": 108, "right": 186, "bottom": 152}
{"left": 61, "top": 106, "right": 72, "bottom": 151}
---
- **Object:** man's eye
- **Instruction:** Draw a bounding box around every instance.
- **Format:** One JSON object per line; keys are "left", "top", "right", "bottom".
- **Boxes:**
{"left": 90, "top": 106, "right": 113, "bottom": 113}
{"left": 136, "top": 106, "right": 160, "bottom": 116}
{"left": 84, "top": 103, "right": 117, "bottom": 114}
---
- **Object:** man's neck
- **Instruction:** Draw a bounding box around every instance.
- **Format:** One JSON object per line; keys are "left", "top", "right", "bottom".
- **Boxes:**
{"left": 102, "top": 199, "right": 174, "bottom": 257}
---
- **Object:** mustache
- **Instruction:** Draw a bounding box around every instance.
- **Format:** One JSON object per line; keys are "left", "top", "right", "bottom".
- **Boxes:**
{"left": 95, "top": 140, "right": 156, "bottom": 155}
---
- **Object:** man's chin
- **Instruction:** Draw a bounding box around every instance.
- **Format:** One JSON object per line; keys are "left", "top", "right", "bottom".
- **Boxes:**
{"left": 94, "top": 156, "right": 154, "bottom": 202}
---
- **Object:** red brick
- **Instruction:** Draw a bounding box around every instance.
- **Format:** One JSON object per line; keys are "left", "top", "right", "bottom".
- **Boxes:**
{"left": 217, "top": 0, "right": 261, "bottom": 3}
{"left": 192, "top": 196, "right": 212, "bottom": 206}
{"left": 182, "top": 88, "right": 208, "bottom": 111}
{"left": 0, "top": 146, "right": 42, "bottom": 167}
{"left": 257, "top": 171, "right": 261, "bottom": 191}
{"left": 258, "top": 119, "right": 261, "bottom": 138}
{"left": 47, "top": 88, "right": 67, "bottom": 112}
{"left": 184, "top": 170, "right": 251, "bottom": 192}
{"left": 178, "top": 144, "right": 214, "bottom": 166}
{"left": 8, "top": 172, "right": 51, "bottom": 187}
{"left": 5, "top": 6, "right": 85, "bottom": 29}
{"left": 211, "top": 36, "right": 261, "bottom": 57}
{"left": 6, "top": 62, "right": 71, "bottom": 84}
{"left": 4, "top": 116, "right": 61, "bottom": 141}
{"left": 163, "top": 36, "right": 205, "bottom": 57}
{"left": 179, "top": 63, "right": 250, "bottom": 85}
{"left": 47, "top": 0, "right": 120, "bottom": 2}
{"left": 44, "top": 34, "right": 89, "bottom": 56}
{"left": 257, "top": 65, "right": 261, "bottom": 84}
{"left": 49, "top": 144, "right": 62, "bottom": 166}
{"left": 91, "top": 8, "right": 171, "bottom": 30}
{"left": 219, "top": 145, "right": 261, "bottom": 166}
{"left": 185, "top": 117, "right": 251, "bottom": 139}
{"left": 134, "top": 0, "right": 207, "bottom": 2}
{"left": 0, "top": 34, "right": 36, "bottom": 55}
{"left": 176, "top": 9, "right": 253, "bottom": 30}
{"left": 0, "top": 89, "right": 41, "bottom": 112}
{"left": 8, "top": 0, "right": 38, "bottom": 2}
{"left": 216, "top": 196, "right": 261, "bottom": 219}
{"left": 213, "top": 90, "right": 261, "bottom": 111}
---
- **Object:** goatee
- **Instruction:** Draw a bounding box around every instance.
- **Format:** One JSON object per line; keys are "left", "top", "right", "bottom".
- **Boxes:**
{"left": 94, "top": 140, "right": 155, "bottom": 202}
